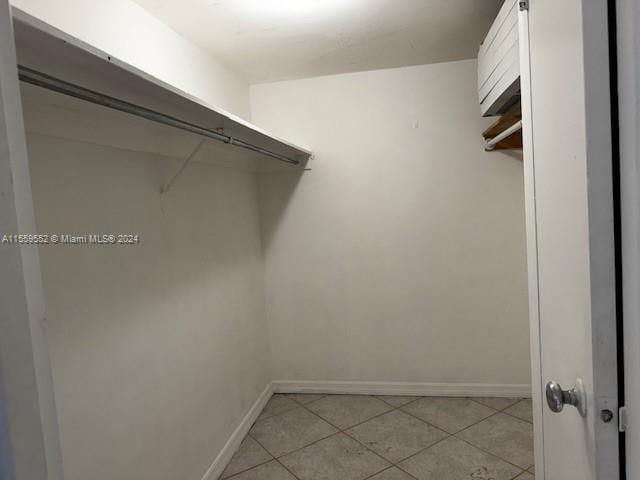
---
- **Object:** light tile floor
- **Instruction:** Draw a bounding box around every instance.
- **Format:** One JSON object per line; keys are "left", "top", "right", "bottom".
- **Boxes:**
{"left": 221, "top": 394, "right": 535, "bottom": 480}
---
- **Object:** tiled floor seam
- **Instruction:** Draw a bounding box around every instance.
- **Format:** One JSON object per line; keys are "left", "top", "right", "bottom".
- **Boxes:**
{"left": 289, "top": 402, "right": 395, "bottom": 468}
{"left": 383, "top": 433, "right": 453, "bottom": 469}
{"left": 467, "top": 397, "right": 514, "bottom": 410}
{"left": 340, "top": 427, "right": 407, "bottom": 470}
{"left": 221, "top": 456, "right": 274, "bottom": 480}
{"left": 362, "top": 465, "right": 421, "bottom": 480}
{"left": 287, "top": 394, "right": 328, "bottom": 407}
{"left": 450, "top": 409, "right": 534, "bottom": 469}
{"left": 396, "top": 402, "right": 490, "bottom": 436}
{"left": 274, "top": 457, "right": 304, "bottom": 480}
{"left": 499, "top": 409, "right": 533, "bottom": 424}
{"left": 246, "top": 432, "right": 305, "bottom": 480}
{"left": 295, "top": 399, "right": 427, "bottom": 474}
{"left": 454, "top": 434, "right": 533, "bottom": 472}
{"left": 380, "top": 408, "right": 529, "bottom": 475}
{"left": 231, "top": 396, "right": 533, "bottom": 479}
{"left": 294, "top": 396, "right": 469, "bottom": 475}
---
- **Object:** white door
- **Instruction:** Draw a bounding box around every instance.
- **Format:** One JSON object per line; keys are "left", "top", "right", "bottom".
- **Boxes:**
{"left": 519, "top": 0, "right": 621, "bottom": 478}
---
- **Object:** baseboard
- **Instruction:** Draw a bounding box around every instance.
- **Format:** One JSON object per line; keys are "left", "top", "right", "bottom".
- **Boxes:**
{"left": 272, "top": 380, "right": 531, "bottom": 398}
{"left": 201, "top": 383, "right": 274, "bottom": 480}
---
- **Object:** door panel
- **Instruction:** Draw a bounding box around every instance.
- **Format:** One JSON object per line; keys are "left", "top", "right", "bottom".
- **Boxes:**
{"left": 522, "top": 0, "right": 619, "bottom": 478}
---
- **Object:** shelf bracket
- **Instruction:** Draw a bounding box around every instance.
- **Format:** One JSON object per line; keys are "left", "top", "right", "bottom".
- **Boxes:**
{"left": 161, "top": 139, "right": 206, "bottom": 194}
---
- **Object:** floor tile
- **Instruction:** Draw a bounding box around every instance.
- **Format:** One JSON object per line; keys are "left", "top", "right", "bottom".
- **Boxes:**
{"left": 280, "top": 433, "right": 390, "bottom": 480}
{"left": 226, "top": 460, "right": 296, "bottom": 480}
{"left": 516, "top": 472, "right": 534, "bottom": 479}
{"left": 250, "top": 407, "right": 338, "bottom": 457}
{"left": 258, "top": 395, "right": 300, "bottom": 421}
{"left": 347, "top": 410, "right": 447, "bottom": 463}
{"left": 504, "top": 399, "right": 533, "bottom": 423}
{"left": 397, "top": 436, "right": 521, "bottom": 480}
{"left": 285, "top": 394, "right": 326, "bottom": 405}
{"left": 368, "top": 467, "right": 416, "bottom": 480}
{"left": 222, "top": 436, "right": 272, "bottom": 478}
{"left": 306, "top": 395, "right": 392, "bottom": 429}
{"left": 457, "top": 413, "right": 534, "bottom": 469}
{"left": 375, "top": 395, "right": 418, "bottom": 408}
{"left": 471, "top": 397, "right": 521, "bottom": 411}
{"left": 401, "top": 397, "right": 495, "bottom": 433}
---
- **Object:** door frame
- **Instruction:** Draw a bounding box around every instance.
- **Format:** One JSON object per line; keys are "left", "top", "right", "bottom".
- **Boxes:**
{"left": 519, "top": 0, "right": 622, "bottom": 478}
{"left": 517, "top": 4, "right": 545, "bottom": 475}
{"left": 0, "top": 1, "right": 64, "bottom": 479}
{"left": 616, "top": 0, "right": 639, "bottom": 479}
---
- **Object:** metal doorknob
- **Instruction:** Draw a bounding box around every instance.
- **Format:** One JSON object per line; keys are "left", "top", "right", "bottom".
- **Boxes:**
{"left": 545, "top": 379, "right": 587, "bottom": 416}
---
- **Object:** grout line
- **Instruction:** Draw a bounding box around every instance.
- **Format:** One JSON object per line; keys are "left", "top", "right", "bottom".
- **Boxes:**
{"left": 340, "top": 428, "right": 395, "bottom": 468}
{"left": 511, "top": 469, "right": 530, "bottom": 480}
{"left": 253, "top": 398, "right": 300, "bottom": 423}
{"left": 299, "top": 397, "right": 449, "bottom": 478}
{"left": 274, "top": 457, "right": 303, "bottom": 480}
{"left": 374, "top": 395, "right": 421, "bottom": 409}
{"left": 454, "top": 435, "right": 532, "bottom": 472}
{"left": 234, "top": 394, "right": 534, "bottom": 478}
{"left": 248, "top": 432, "right": 304, "bottom": 480}
{"left": 284, "top": 393, "right": 328, "bottom": 407}
{"left": 296, "top": 397, "right": 408, "bottom": 474}
{"left": 397, "top": 406, "right": 463, "bottom": 434}
{"left": 272, "top": 430, "right": 341, "bottom": 460}
{"left": 451, "top": 408, "right": 534, "bottom": 469}
{"left": 450, "top": 410, "right": 502, "bottom": 434}
{"left": 500, "top": 409, "right": 534, "bottom": 424}
{"left": 219, "top": 433, "right": 275, "bottom": 479}
{"left": 468, "top": 397, "right": 522, "bottom": 411}
{"left": 220, "top": 457, "right": 274, "bottom": 480}
{"left": 392, "top": 435, "right": 453, "bottom": 469}
{"left": 360, "top": 466, "right": 397, "bottom": 480}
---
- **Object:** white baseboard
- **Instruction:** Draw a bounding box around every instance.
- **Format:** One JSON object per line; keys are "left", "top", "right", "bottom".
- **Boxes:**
{"left": 272, "top": 380, "right": 531, "bottom": 398}
{"left": 201, "top": 383, "right": 274, "bottom": 480}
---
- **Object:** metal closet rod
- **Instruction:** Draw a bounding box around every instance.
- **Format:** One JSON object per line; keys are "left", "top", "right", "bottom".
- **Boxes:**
{"left": 484, "top": 120, "right": 523, "bottom": 151}
{"left": 17, "top": 65, "right": 300, "bottom": 166}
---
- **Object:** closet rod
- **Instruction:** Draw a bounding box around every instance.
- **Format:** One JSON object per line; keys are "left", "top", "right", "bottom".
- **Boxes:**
{"left": 484, "top": 120, "right": 523, "bottom": 151}
{"left": 17, "top": 65, "right": 300, "bottom": 166}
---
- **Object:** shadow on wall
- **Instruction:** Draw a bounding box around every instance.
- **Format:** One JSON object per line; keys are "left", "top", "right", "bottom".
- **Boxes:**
{"left": 26, "top": 134, "right": 272, "bottom": 480}
{"left": 499, "top": 150, "right": 524, "bottom": 162}
{"left": 257, "top": 170, "right": 305, "bottom": 251}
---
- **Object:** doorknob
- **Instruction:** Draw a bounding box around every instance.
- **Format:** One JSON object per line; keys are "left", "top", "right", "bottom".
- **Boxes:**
{"left": 545, "top": 379, "right": 587, "bottom": 417}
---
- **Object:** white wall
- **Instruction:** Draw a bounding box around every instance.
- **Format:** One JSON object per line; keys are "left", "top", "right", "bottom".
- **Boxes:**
{"left": 10, "top": 0, "right": 251, "bottom": 119}
{"left": 25, "top": 133, "right": 270, "bottom": 480}
{"left": 251, "top": 59, "right": 531, "bottom": 388}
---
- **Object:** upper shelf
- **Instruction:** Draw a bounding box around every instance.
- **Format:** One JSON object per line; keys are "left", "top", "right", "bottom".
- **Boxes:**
{"left": 11, "top": 8, "right": 312, "bottom": 172}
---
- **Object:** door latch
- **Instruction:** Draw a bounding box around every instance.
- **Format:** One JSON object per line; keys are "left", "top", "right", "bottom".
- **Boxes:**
{"left": 619, "top": 406, "right": 628, "bottom": 433}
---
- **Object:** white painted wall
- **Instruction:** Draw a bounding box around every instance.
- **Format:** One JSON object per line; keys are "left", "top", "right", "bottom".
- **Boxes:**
{"left": 25, "top": 133, "right": 270, "bottom": 480}
{"left": 10, "top": 0, "right": 251, "bottom": 119}
{"left": 251, "top": 60, "right": 531, "bottom": 388}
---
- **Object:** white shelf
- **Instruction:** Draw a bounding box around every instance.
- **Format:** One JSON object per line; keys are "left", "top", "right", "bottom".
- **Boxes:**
{"left": 11, "top": 8, "right": 312, "bottom": 173}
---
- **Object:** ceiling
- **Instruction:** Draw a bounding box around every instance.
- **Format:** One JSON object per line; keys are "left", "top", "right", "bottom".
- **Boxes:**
{"left": 133, "top": 0, "right": 503, "bottom": 84}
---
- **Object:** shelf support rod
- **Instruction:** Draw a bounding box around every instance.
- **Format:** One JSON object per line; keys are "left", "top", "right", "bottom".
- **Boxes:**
{"left": 17, "top": 65, "right": 301, "bottom": 166}
{"left": 161, "top": 139, "right": 206, "bottom": 194}
{"left": 485, "top": 120, "right": 523, "bottom": 151}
